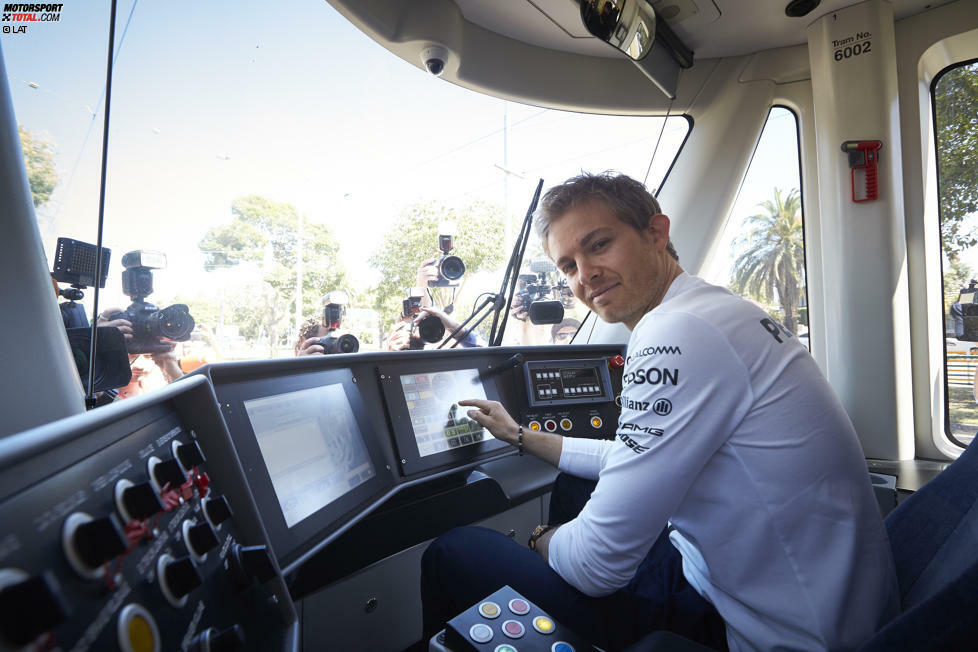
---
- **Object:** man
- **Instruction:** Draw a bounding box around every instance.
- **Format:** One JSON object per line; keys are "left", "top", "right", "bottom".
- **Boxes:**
{"left": 421, "top": 172, "right": 899, "bottom": 650}
{"left": 552, "top": 317, "right": 581, "bottom": 344}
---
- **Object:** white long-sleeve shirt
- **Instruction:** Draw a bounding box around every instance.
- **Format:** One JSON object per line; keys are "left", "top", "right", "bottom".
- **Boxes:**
{"left": 548, "top": 273, "right": 899, "bottom": 651}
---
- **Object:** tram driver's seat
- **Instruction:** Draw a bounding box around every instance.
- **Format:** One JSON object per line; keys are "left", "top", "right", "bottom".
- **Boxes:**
{"left": 624, "top": 437, "right": 978, "bottom": 652}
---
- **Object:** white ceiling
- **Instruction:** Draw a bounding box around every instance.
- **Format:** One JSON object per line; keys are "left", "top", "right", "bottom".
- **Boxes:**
{"left": 457, "top": 0, "right": 959, "bottom": 60}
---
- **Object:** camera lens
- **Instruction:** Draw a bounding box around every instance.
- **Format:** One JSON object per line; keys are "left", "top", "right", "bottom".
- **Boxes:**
{"left": 157, "top": 304, "right": 196, "bottom": 341}
{"left": 439, "top": 255, "right": 465, "bottom": 281}
{"left": 320, "top": 334, "right": 359, "bottom": 354}
{"left": 417, "top": 315, "right": 446, "bottom": 343}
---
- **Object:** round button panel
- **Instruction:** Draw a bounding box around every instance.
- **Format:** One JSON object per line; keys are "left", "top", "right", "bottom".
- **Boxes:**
{"left": 508, "top": 598, "right": 530, "bottom": 615}
{"left": 533, "top": 616, "right": 555, "bottom": 634}
{"left": 469, "top": 623, "right": 493, "bottom": 644}
{"left": 552, "top": 642, "right": 575, "bottom": 652}
{"left": 590, "top": 416, "right": 603, "bottom": 428}
{"left": 502, "top": 619, "right": 525, "bottom": 639}
{"left": 559, "top": 418, "right": 573, "bottom": 431}
{"left": 543, "top": 420, "right": 557, "bottom": 432}
{"left": 495, "top": 646, "right": 519, "bottom": 652}
{"left": 479, "top": 601, "right": 500, "bottom": 619}
{"left": 528, "top": 421, "right": 541, "bottom": 432}
{"left": 117, "top": 603, "right": 161, "bottom": 652}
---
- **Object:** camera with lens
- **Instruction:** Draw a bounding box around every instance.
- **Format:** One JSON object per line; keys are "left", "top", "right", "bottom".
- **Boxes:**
{"left": 951, "top": 279, "right": 978, "bottom": 341}
{"left": 513, "top": 259, "right": 566, "bottom": 324}
{"left": 402, "top": 288, "right": 445, "bottom": 344}
{"left": 317, "top": 290, "right": 359, "bottom": 354}
{"left": 427, "top": 223, "right": 466, "bottom": 287}
{"left": 109, "top": 251, "right": 195, "bottom": 355}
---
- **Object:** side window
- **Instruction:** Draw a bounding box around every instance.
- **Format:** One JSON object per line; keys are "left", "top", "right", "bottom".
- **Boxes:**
{"left": 704, "top": 107, "right": 809, "bottom": 349}
{"left": 933, "top": 60, "right": 978, "bottom": 447}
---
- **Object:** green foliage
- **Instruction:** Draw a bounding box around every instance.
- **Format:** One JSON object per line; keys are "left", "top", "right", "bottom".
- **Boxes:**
{"left": 368, "top": 200, "right": 506, "bottom": 333}
{"left": 731, "top": 188, "right": 805, "bottom": 333}
{"left": 198, "top": 195, "right": 348, "bottom": 352}
{"left": 935, "top": 62, "right": 978, "bottom": 258}
{"left": 18, "top": 125, "right": 58, "bottom": 208}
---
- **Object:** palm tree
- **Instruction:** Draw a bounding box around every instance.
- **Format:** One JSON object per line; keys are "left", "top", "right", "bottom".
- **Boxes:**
{"left": 731, "top": 188, "right": 805, "bottom": 333}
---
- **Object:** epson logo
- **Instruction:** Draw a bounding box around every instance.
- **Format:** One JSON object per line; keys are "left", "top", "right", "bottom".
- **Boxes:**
{"left": 622, "top": 368, "right": 679, "bottom": 386}
{"left": 620, "top": 423, "right": 664, "bottom": 437}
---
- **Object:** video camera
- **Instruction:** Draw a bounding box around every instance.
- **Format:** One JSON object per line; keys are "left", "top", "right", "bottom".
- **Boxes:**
{"left": 317, "top": 290, "right": 359, "bottom": 354}
{"left": 951, "top": 279, "right": 978, "bottom": 341}
{"left": 512, "top": 259, "right": 566, "bottom": 324}
{"left": 402, "top": 289, "right": 446, "bottom": 344}
{"left": 110, "top": 251, "right": 195, "bottom": 354}
{"left": 51, "top": 237, "right": 131, "bottom": 392}
{"left": 427, "top": 223, "right": 466, "bottom": 287}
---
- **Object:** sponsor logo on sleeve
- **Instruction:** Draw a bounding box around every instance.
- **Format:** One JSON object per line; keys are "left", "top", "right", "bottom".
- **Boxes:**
{"left": 622, "top": 367, "right": 679, "bottom": 386}
{"left": 626, "top": 345, "right": 682, "bottom": 363}
{"left": 620, "top": 422, "right": 664, "bottom": 437}
{"left": 760, "top": 317, "right": 793, "bottom": 344}
{"left": 617, "top": 431, "right": 651, "bottom": 453}
{"left": 652, "top": 398, "right": 672, "bottom": 416}
{"left": 620, "top": 396, "right": 649, "bottom": 411}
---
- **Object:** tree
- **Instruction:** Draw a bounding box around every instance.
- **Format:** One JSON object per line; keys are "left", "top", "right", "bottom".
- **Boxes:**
{"left": 731, "top": 188, "right": 805, "bottom": 333}
{"left": 935, "top": 62, "right": 978, "bottom": 259}
{"left": 369, "top": 200, "right": 506, "bottom": 335}
{"left": 18, "top": 125, "right": 58, "bottom": 207}
{"left": 198, "top": 195, "right": 348, "bottom": 356}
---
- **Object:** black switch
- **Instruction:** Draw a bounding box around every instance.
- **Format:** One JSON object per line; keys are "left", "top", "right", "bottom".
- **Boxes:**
{"left": 233, "top": 545, "right": 277, "bottom": 585}
{"left": 187, "top": 521, "right": 220, "bottom": 557}
{"left": 121, "top": 482, "right": 164, "bottom": 520}
{"left": 163, "top": 556, "right": 202, "bottom": 600}
{"left": 204, "top": 624, "right": 246, "bottom": 652}
{"left": 74, "top": 514, "right": 128, "bottom": 569}
{"left": 204, "top": 495, "right": 232, "bottom": 526}
{"left": 0, "top": 572, "right": 69, "bottom": 647}
{"left": 153, "top": 458, "right": 187, "bottom": 490}
{"left": 176, "top": 441, "right": 206, "bottom": 469}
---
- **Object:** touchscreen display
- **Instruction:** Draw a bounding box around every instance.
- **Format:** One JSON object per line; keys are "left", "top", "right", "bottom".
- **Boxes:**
{"left": 244, "top": 384, "right": 376, "bottom": 528}
{"left": 400, "top": 369, "right": 494, "bottom": 457}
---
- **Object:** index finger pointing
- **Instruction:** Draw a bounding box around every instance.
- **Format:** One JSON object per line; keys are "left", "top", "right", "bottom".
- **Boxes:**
{"left": 457, "top": 399, "right": 489, "bottom": 409}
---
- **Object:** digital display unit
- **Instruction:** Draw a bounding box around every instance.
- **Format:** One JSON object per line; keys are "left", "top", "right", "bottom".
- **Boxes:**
{"left": 214, "top": 367, "right": 392, "bottom": 569}
{"left": 244, "top": 383, "right": 376, "bottom": 528}
{"left": 524, "top": 358, "right": 615, "bottom": 407}
{"left": 379, "top": 360, "right": 510, "bottom": 476}
{"left": 400, "top": 369, "right": 494, "bottom": 458}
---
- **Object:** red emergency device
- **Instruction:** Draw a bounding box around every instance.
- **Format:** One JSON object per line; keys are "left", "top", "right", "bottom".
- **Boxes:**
{"left": 841, "top": 140, "right": 882, "bottom": 203}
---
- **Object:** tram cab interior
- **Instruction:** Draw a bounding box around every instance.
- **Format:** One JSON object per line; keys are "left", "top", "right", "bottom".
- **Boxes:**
{"left": 1, "top": 0, "right": 978, "bottom": 650}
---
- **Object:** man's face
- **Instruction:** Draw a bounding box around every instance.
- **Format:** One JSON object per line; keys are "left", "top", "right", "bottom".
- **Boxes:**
{"left": 547, "top": 200, "right": 675, "bottom": 330}
{"left": 553, "top": 327, "right": 576, "bottom": 344}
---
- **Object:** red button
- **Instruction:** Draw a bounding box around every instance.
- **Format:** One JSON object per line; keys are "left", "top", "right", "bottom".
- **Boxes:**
{"left": 508, "top": 598, "right": 529, "bottom": 615}
{"left": 609, "top": 354, "right": 625, "bottom": 369}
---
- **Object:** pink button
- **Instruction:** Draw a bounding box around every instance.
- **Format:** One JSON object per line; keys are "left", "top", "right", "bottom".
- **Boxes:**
{"left": 502, "top": 620, "right": 525, "bottom": 639}
{"left": 508, "top": 598, "right": 530, "bottom": 615}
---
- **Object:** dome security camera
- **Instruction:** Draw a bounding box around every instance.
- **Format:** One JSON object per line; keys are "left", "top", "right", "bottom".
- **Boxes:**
{"left": 421, "top": 45, "right": 448, "bottom": 76}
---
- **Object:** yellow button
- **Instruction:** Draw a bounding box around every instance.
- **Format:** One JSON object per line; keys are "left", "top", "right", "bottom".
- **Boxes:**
{"left": 529, "top": 421, "right": 541, "bottom": 431}
{"left": 559, "top": 419, "right": 572, "bottom": 431}
{"left": 590, "top": 416, "right": 603, "bottom": 428}
{"left": 127, "top": 616, "right": 156, "bottom": 652}
{"left": 479, "top": 601, "right": 500, "bottom": 618}
{"left": 533, "top": 616, "right": 555, "bottom": 634}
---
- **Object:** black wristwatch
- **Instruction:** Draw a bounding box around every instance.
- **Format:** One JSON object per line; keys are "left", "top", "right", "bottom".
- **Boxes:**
{"left": 528, "top": 524, "right": 554, "bottom": 551}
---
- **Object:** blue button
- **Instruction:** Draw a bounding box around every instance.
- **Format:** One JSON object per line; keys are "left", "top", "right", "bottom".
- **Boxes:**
{"left": 552, "top": 643, "right": 575, "bottom": 652}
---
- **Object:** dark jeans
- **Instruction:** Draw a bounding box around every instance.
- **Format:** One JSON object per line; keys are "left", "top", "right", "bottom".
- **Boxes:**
{"left": 421, "top": 474, "right": 727, "bottom": 650}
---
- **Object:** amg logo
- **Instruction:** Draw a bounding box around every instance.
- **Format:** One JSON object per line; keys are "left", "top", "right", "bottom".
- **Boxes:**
{"left": 618, "top": 432, "right": 650, "bottom": 453}
{"left": 620, "top": 423, "right": 664, "bottom": 436}
{"left": 621, "top": 396, "right": 649, "bottom": 411}
{"left": 622, "top": 368, "right": 679, "bottom": 386}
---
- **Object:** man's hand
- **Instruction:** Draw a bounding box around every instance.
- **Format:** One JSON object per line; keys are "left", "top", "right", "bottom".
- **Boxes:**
{"left": 97, "top": 308, "right": 133, "bottom": 343}
{"left": 150, "top": 343, "right": 184, "bottom": 383}
{"left": 458, "top": 399, "right": 519, "bottom": 445}
{"left": 297, "top": 337, "right": 325, "bottom": 356}
{"left": 535, "top": 525, "right": 560, "bottom": 562}
{"left": 418, "top": 306, "right": 461, "bottom": 334}
{"left": 386, "top": 319, "right": 413, "bottom": 351}
{"left": 415, "top": 259, "right": 439, "bottom": 306}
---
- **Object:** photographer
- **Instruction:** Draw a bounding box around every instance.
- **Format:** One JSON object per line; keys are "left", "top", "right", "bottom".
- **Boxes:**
{"left": 551, "top": 317, "right": 581, "bottom": 344}
{"left": 97, "top": 307, "right": 184, "bottom": 395}
{"left": 386, "top": 305, "right": 484, "bottom": 351}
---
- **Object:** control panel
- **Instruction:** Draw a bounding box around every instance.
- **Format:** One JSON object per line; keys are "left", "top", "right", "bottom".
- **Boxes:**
{"left": 0, "top": 376, "right": 295, "bottom": 652}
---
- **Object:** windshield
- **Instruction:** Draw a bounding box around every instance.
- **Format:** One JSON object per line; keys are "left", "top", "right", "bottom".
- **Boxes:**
{"left": 5, "top": 0, "right": 689, "bottom": 398}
